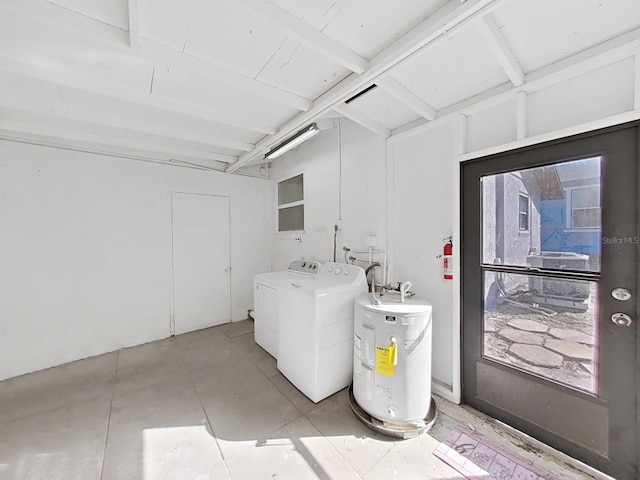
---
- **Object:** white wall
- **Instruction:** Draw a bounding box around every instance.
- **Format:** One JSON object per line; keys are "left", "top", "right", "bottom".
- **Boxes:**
{"left": 268, "top": 117, "right": 458, "bottom": 394}
{"left": 270, "top": 118, "right": 387, "bottom": 271}
{"left": 391, "top": 125, "right": 455, "bottom": 391}
{"left": 0, "top": 141, "right": 271, "bottom": 381}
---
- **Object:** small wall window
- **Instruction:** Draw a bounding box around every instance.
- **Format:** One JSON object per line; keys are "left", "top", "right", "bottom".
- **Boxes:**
{"left": 518, "top": 194, "right": 529, "bottom": 231}
{"left": 569, "top": 187, "right": 600, "bottom": 229}
{"left": 277, "top": 174, "right": 304, "bottom": 231}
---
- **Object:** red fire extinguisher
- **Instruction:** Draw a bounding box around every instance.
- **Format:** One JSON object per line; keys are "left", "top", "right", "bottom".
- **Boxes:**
{"left": 443, "top": 237, "right": 453, "bottom": 280}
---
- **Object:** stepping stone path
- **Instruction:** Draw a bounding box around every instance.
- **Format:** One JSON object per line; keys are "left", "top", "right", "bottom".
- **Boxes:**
{"left": 497, "top": 328, "right": 544, "bottom": 345}
{"left": 484, "top": 318, "right": 497, "bottom": 333}
{"left": 548, "top": 328, "right": 595, "bottom": 345}
{"left": 544, "top": 339, "right": 594, "bottom": 362}
{"left": 509, "top": 344, "right": 563, "bottom": 368}
{"left": 489, "top": 322, "right": 596, "bottom": 369}
{"left": 507, "top": 319, "right": 549, "bottom": 333}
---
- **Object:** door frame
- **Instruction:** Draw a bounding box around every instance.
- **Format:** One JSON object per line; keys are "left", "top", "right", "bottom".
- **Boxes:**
{"left": 460, "top": 121, "right": 640, "bottom": 479}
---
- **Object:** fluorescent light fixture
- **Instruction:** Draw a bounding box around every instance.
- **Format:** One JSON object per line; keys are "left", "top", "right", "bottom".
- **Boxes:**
{"left": 264, "top": 123, "right": 320, "bottom": 160}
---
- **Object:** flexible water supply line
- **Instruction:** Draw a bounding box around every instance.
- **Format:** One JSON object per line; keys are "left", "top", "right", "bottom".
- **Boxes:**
{"left": 400, "top": 281, "right": 412, "bottom": 303}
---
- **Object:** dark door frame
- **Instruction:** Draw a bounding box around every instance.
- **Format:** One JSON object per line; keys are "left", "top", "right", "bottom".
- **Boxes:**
{"left": 460, "top": 121, "right": 640, "bottom": 479}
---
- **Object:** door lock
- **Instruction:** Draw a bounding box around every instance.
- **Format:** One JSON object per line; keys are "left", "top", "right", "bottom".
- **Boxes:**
{"left": 611, "top": 288, "right": 632, "bottom": 301}
{"left": 611, "top": 313, "right": 633, "bottom": 327}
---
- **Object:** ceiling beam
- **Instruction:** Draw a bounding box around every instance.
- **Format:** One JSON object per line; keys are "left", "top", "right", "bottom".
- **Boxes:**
{"left": 0, "top": 0, "right": 128, "bottom": 44}
{"left": 476, "top": 13, "right": 524, "bottom": 86}
{"left": 228, "top": 0, "right": 505, "bottom": 172}
{"left": 128, "top": 0, "right": 140, "bottom": 49}
{"left": 139, "top": 39, "right": 312, "bottom": 111}
{"left": 0, "top": 57, "right": 277, "bottom": 136}
{"left": 391, "top": 27, "right": 640, "bottom": 143}
{"left": 229, "top": 0, "right": 369, "bottom": 74}
{"left": 377, "top": 77, "right": 437, "bottom": 120}
{"left": 0, "top": 93, "right": 254, "bottom": 152}
{"left": 334, "top": 104, "right": 391, "bottom": 136}
{"left": 0, "top": 121, "right": 237, "bottom": 166}
{"left": 0, "top": 0, "right": 312, "bottom": 112}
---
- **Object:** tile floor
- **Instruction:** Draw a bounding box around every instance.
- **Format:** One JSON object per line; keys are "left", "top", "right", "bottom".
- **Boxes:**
{"left": 0, "top": 320, "right": 596, "bottom": 480}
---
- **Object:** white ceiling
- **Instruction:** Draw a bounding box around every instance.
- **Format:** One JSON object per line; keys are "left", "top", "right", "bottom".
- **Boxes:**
{"left": 0, "top": 0, "right": 639, "bottom": 173}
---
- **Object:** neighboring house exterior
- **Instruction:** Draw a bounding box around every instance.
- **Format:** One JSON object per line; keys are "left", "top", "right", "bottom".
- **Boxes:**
{"left": 482, "top": 169, "right": 541, "bottom": 303}
{"left": 482, "top": 157, "right": 601, "bottom": 308}
{"left": 539, "top": 156, "right": 601, "bottom": 270}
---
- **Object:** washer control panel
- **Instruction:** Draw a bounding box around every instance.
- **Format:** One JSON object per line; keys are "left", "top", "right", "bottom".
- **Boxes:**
{"left": 320, "top": 262, "right": 365, "bottom": 281}
{"left": 287, "top": 260, "right": 322, "bottom": 276}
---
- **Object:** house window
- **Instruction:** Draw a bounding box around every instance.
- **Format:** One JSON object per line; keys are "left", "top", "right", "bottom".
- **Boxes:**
{"left": 570, "top": 187, "right": 600, "bottom": 228}
{"left": 277, "top": 174, "right": 304, "bottom": 231}
{"left": 518, "top": 194, "right": 529, "bottom": 231}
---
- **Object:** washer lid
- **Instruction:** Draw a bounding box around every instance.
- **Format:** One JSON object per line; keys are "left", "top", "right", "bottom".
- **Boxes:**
{"left": 254, "top": 269, "right": 316, "bottom": 287}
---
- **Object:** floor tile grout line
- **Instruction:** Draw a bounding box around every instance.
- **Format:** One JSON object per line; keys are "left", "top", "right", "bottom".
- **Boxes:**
{"left": 207, "top": 339, "right": 310, "bottom": 462}
{"left": 99, "top": 350, "right": 119, "bottom": 480}
{"left": 302, "top": 404, "right": 376, "bottom": 479}
{"left": 260, "top": 354, "right": 367, "bottom": 480}
{"left": 182, "top": 348, "right": 233, "bottom": 479}
{"left": 301, "top": 410, "right": 366, "bottom": 480}
{"left": 224, "top": 344, "right": 308, "bottom": 459}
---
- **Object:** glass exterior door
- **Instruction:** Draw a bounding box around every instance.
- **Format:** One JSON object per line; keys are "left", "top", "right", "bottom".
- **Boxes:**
{"left": 462, "top": 123, "right": 638, "bottom": 479}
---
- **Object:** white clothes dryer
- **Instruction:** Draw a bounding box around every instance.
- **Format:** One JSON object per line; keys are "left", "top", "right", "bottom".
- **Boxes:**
{"left": 253, "top": 260, "right": 322, "bottom": 358}
{"left": 276, "top": 262, "right": 368, "bottom": 403}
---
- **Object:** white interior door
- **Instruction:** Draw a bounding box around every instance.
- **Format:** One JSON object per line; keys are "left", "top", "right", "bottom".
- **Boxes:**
{"left": 171, "top": 192, "right": 230, "bottom": 335}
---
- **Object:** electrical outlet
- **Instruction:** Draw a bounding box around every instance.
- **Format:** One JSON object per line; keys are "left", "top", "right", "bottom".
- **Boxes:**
{"left": 294, "top": 236, "right": 302, "bottom": 242}
{"left": 365, "top": 235, "right": 377, "bottom": 248}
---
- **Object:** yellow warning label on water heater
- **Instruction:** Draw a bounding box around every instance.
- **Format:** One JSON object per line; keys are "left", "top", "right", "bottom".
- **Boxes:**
{"left": 375, "top": 344, "right": 397, "bottom": 376}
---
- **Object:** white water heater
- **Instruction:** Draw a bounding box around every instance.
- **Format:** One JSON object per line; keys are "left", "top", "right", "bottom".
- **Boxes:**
{"left": 352, "top": 294, "right": 433, "bottom": 425}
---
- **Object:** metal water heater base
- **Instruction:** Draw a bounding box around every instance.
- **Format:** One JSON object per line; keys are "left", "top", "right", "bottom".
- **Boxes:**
{"left": 347, "top": 384, "right": 438, "bottom": 439}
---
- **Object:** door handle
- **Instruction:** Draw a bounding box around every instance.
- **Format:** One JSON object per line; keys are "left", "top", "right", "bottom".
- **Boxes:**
{"left": 290, "top": 283, "right": 302, "bottom": 288}
{"left": 225, "top": 267, "right": 230, "bottom": 273}
{"left": 611, "top": 313, "right": 633, "bottom": 327}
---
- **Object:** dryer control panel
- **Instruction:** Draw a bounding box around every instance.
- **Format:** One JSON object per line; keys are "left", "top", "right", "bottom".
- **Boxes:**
{"left": 287, "top": 260, "right": 321, "bottom": 275}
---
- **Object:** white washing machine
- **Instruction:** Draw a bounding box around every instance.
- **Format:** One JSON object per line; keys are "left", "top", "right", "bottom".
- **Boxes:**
{"left": 276, "top": 262, "right": 368, "bottom": 403}
{"left": 253, "top": 260, "right": 322, "bottom": 358}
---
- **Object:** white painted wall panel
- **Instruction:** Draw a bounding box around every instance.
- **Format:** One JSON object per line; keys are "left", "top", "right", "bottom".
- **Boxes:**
{"left": 467, "top": 100, "right": 517, "bottom": 153}
{"left": 337, "top": 119, "right": 387, "bottom": 267}
{"left": 392, "top": 124, "right": 454, "bottom": 388}
{"left": 0, "top": 141, "right": 271, "bottom": 381}
{"left": 269, "top": 119, "right": 386, "bottom": 274}
{"left": 528, "top": 59, "right": 635, "bottom": 137}
{"left": 270, "top": 127, "right": 340, "bottom": 270}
